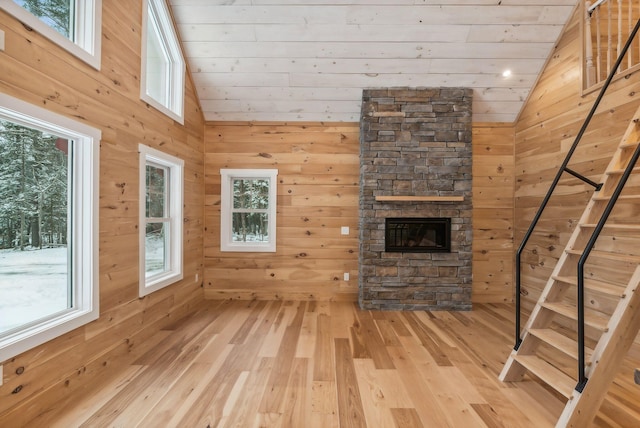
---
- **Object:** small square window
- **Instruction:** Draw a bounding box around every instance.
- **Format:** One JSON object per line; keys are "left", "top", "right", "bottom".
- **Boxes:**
{"left": 139, "top": 145, "right": 184, "bottom": 296}
{"left": 141, "top": 0, "right": 185, "bottom": 123}
{"left": 220, "top": 169, "right": 278, "bottom": 252}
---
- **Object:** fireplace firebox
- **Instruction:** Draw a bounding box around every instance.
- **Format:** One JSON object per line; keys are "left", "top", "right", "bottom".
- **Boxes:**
{"left": 385, "top": 218, "right": 451, "bottom": 253}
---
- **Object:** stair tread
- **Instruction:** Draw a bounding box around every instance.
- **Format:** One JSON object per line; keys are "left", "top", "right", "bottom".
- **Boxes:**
{"left": 541, "top": 301, "right": 609, "bottom": 332}
{"left": 552, "top": 275, "right": 624, "bottom": 296}
{"left": 528, "top": 328, "right": 594, "bottom": 363}
{"left": 565, "top": 249, "right": 640, "bottom": 264}
{"left": 592, "top": 194, "right": 640, "bottom": 201}
{"left": 606, "top": 165, "right": 640, "bottom": 175}
{"left": 580, "top": 223, "right": 640, "bottom": 231}
{"left": 619, "top": 140, "right": 640, "bottom": 149}
{"left": 513, "top": 354, "right": 575, "bottom": 398}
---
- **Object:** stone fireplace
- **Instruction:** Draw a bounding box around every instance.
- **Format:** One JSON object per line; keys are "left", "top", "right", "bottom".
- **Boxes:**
{"left": 358, "top": 88, "right": 472, "bottom": 311}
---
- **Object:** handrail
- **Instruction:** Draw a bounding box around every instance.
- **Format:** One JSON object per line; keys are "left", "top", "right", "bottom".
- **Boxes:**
{"left": 588, "top": 0, "right": 608, "bottom": 14}
{"left": 513, "top": 17, "right": 640, "bottom": 351}
{"left": 575, "top": 142, "right": 640, "bottom": 392}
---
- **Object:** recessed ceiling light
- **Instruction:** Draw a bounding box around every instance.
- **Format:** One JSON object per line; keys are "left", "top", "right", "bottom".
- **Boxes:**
{"left": 502, "top": 69, "right": 512, "bottom": 78}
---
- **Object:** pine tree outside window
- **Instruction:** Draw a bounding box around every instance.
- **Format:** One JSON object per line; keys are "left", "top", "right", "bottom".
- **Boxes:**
{"left": 220, "top": 169, "right": 278, "bottom": 252}
{"left": 3, "top": 0, "right": 102, "bottom": 69}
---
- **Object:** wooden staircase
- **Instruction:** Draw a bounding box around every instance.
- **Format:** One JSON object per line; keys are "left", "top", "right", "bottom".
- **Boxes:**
{"left": 499, "top": 106, "right": 640, "bottom": 427}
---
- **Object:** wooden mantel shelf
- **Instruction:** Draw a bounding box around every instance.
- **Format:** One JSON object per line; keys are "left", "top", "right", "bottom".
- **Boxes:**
{"left": 375, "top": 195, "right": 465, "bottom": 202}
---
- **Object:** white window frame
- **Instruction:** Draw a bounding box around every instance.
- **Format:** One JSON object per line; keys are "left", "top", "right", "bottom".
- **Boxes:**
{"left": 220, "top": 169, "right": 278, "bottom": 253}
{"left": 140, "top": 0, "right": 185, "bottom": 124}
{"left": 1, "top": 0, "right": 102, "bottom": 69}
{"left": 138, "top": 144, "right": 183, "bottom": 297}
{"left": 0, "top": 93, "right": 100, "bottom": 362}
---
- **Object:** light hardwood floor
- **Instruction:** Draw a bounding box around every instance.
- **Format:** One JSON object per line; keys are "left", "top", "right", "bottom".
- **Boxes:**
{"left": 12, "top": 300, "right": 640, "bottom": 427}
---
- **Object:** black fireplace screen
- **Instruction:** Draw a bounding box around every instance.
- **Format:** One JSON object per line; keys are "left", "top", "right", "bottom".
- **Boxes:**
{"left": 385, "top": 217, "right": 451, "bottom": 253}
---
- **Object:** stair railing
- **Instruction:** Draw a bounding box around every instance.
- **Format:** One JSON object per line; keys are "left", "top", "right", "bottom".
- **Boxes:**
{"left": 575, "top": 142, "right": 640, "bottom": 392}
{"left": 514, "top": 17, "right": 640, "bottom": 352}
{"left": 585, "top": 0, "right": 640, "bottom": 88}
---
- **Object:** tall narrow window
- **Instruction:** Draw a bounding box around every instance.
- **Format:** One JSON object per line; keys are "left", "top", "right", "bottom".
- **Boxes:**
{"left": 139, "top": 144, "right": 183, "bottom": 297}
{"left": 141, "top": 0, "right": 185, "bottom": 123}
{"left": 3, "top": 0, "right": 102, "bottom": 69}
{"left": 0, "top": 93, "right": 99, "bottom": 361}
{"left": 220, "top": 169, "right": 278, "bottom": 252}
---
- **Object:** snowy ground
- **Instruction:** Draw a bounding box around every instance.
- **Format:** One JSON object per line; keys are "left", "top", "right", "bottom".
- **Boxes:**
{"left": 145, "top": 233, "right": 165, "bottom": 278}
{"left": 232, "top": 232, "right": 268, "bottom": 242}
{"left": 0, "top": 247, "right": 68, "bottom": 334}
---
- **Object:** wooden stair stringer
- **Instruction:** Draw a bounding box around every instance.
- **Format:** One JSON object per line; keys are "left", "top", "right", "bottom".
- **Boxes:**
{"left": 556, "top": 266, "right": 640, "bottom": 428}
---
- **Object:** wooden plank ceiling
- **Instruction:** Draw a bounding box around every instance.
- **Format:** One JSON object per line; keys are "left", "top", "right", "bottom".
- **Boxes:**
{"left": 169, "top": 0, "right": 577, "bottom": 123}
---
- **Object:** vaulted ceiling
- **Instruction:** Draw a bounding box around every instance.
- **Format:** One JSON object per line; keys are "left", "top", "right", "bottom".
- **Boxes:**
{"left": 169, "top": 1, "right": 578, "bottom": 123}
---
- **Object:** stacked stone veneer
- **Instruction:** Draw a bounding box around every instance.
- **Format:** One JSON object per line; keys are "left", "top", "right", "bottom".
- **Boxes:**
{"left": 359, "top": 88, "right": 473, "bottom": 311}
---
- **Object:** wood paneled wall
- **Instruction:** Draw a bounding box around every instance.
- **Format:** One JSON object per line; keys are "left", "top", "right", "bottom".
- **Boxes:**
{"left": 205, "top": 121, "right": 515, "bottom": 303}
{"left": 514, "top": 5, "right": 640, "bottom": 312}
{"left": 472, "top": 123, "right": 515, "bottom": 303}
{"left": 204, "top": 122, "right": 361, "bottom": 301}
{"left": 0, "top": 3, "right": 204, "bottom": 421}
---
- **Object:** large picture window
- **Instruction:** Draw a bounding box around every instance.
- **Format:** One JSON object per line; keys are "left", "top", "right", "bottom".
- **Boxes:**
{"left": 220, "top": 169, "right": 278, "bottom": 252}
{"left": 2, "top": 0, "right": 102, "bottom": 69}
{"left": 0, "top": 93, "right": 99, "bottom": 361}
{"left": 140, "top": 0, "right": 185, "bottom": 123}
{"left": 139, "top": 144, "right": 183, "bottom": 297}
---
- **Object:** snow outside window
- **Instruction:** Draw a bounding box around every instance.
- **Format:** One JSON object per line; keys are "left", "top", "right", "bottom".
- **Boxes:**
{"left": 140, "top": 0, "right": 185, "bottom": 124}
{"left": 220, "top": 169, "right": 278, "bottom": 253}
{"left": 3, "top": 0, "right": 102, "bottom": 69}
{"left": 139, "top": 144, "right": 183, "bottom": 297}
{"left": 0, "top": 93, "right": 100, "bottom": 361}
